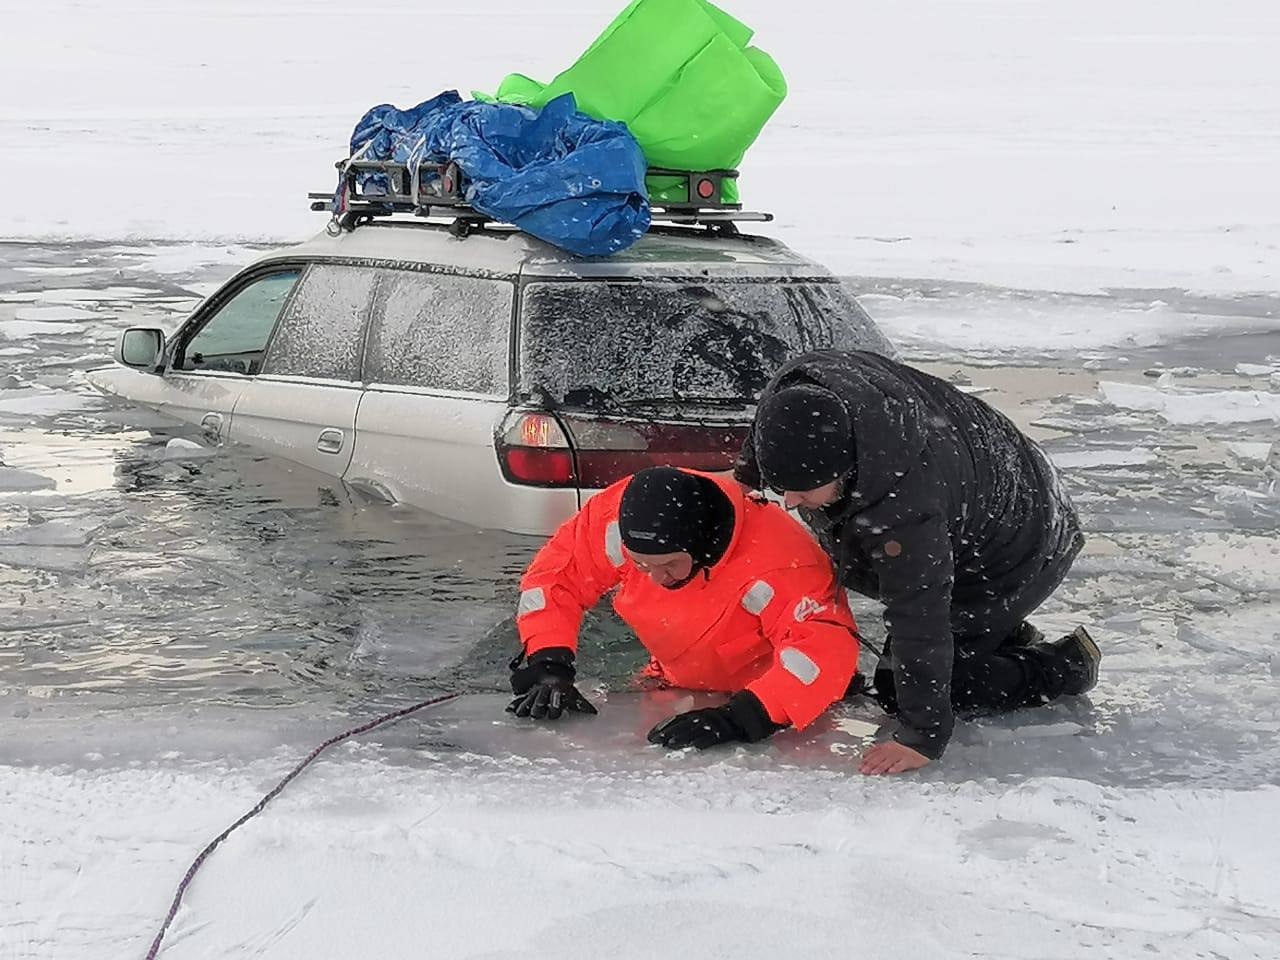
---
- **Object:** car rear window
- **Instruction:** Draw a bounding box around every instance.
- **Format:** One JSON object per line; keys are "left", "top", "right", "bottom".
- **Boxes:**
{"left": 518, "top": 279, "right": 885, "bottom": 406}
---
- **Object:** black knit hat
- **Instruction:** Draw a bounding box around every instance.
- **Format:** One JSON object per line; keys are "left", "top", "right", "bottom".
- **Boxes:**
{"left": 618, "top": 467, "right": 734, "bottom": 569}
{"left": 755, "top": 383, "right": 856, "bottom": 492}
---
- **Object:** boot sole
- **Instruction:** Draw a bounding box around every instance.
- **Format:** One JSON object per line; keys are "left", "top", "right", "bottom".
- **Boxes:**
{"left": 1069, "top": 626, "right": 1101, "bottom": 693}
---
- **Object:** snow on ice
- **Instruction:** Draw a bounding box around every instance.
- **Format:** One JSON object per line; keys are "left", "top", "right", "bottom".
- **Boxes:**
{"left": 2, "top": 1, "right": 1280, "bottom": 958}
{"left": 3, "top": 0, "right": 1280, "bottom": 297}
{"left": 1100, "top": 380, "right": 1280, "bottom": 424}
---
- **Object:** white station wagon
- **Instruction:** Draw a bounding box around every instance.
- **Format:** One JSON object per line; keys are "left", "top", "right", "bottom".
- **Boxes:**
{"left": 92, "top": 220, "right": 892, "bottom": 535}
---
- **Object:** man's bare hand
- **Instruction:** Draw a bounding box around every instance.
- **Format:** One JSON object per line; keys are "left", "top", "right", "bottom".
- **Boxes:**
{"left": 859, "top": 741, "right": 930, "bottom": 776}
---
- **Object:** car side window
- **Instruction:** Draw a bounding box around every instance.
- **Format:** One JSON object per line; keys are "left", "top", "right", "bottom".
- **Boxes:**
{"left": 364, "top": 269, "right": 512, "bottom": 394}
{"left": 178, "top": 270, "right": 301, "bottom": 374}
{"left": 260, "top": 264, "right": 379, "bottom": 381}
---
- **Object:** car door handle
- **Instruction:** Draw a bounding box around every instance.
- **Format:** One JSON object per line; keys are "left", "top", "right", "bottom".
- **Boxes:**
{"left": 200, "top": 412, "right": 223, "bottom": 438}
{"left": 317, "top": 428, "right": 344, "bottom": 455}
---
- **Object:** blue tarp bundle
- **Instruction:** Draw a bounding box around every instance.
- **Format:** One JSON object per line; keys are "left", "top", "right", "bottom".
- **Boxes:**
{"left": 342, "top": 91, "right": 650, "bottom": 257}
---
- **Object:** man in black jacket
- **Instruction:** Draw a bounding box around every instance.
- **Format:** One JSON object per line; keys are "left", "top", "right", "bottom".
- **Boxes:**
{"left": 735, "top": 350, "right": 1099, "bottom": 775}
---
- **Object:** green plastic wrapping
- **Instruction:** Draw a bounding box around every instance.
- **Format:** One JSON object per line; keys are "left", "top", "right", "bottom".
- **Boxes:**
{"left": 490, "top": 0, "right": 786, "bottom": 204}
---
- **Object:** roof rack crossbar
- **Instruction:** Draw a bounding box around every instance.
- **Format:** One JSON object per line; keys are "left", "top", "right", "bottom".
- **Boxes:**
{"left": 314, "top": 157, "right": 773, "bottom": 237}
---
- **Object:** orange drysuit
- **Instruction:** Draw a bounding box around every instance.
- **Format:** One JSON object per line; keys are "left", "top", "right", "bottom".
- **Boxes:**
{"left": 516, "top": 472, "right": 861, "bottom": 730}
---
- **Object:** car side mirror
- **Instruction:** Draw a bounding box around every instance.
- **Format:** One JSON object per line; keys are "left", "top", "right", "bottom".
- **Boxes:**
{"left": 116, "top": 327, "right": 165, "bottom": 371}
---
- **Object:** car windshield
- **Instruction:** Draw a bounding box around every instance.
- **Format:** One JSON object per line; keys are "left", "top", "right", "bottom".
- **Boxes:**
{"left": 518, "top": 279, "right": 885, "bottom": 407}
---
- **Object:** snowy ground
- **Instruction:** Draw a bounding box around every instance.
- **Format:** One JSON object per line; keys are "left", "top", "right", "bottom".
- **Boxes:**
{"left": 3, "top": 0, "right": 1280, "bottom": 957}
{"left": 8, "top": 724, "right": 1280, "bottom": 959}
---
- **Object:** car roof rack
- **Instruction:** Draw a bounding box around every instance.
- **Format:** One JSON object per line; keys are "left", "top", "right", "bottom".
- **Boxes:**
{"left": 308, "top": 153, "right": 773, "bottom": 240}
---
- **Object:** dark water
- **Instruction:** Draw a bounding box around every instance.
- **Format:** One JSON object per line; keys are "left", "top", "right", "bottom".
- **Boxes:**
{"left": 0, "top": 242, "right": 656, "bottom": 718}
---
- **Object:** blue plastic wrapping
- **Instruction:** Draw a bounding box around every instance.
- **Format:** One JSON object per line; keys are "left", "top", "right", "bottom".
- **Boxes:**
{"left": 343, "top": 92, "right": 650, "bottom": 257}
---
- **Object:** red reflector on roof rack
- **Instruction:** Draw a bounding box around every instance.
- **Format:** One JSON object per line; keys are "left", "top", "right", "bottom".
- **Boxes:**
{"left": 696, "top": 178, "right": 716, "bottom": 200}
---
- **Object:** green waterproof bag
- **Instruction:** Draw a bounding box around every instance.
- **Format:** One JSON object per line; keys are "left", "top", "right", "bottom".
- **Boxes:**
{"left": 490, "top": 0, "right": 786, "bottom": 204}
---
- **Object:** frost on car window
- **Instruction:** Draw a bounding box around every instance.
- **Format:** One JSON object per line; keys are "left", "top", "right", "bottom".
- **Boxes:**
{"left": 179, "top": 271, "right": 300, "bottom": 374}
{"left": 262, "top": 265, "right": 379, "bottom": 381}
{"left": 519, "top": 280, "right": 889, "bottom": 405}
{"left": 365, "top": 270, "right": 513, "bottom": 394}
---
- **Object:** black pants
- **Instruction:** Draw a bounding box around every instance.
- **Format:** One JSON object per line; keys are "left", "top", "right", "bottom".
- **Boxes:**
{"left": 870, "top": 534, "right": 1084, "bottom": 716}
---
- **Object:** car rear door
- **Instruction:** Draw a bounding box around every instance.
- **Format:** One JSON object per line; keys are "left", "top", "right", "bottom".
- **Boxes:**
{"left": 343, "top": 267, "right": 519, "bottom": 527}
{"left": 228, "top": 263, "right": 379, "bottom": 477}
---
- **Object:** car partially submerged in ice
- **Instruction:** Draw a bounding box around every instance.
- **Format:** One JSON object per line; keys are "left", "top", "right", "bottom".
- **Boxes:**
{"left": 92, "top": 221, "right": 892, "bottom": 535}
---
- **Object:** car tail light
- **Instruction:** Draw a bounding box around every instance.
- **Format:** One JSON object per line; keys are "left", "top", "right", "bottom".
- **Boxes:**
{"left": 496, "top": 411, "right": 576, "bottom": 487}
{"left": 497, "top": 410, "right": 751, "bottom": 491}
{"left": 562, "top": 413, "right": 749, "bottom": 489}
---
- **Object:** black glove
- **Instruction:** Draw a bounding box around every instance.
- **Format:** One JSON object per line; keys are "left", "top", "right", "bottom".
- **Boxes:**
{"left": 646, "top": 691, "right": 781, "bottom": 750}
{"left": 506, "top": 647, "right": 598, "bottom": 720}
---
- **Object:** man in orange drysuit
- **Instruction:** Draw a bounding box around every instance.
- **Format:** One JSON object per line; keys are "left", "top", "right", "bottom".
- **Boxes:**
{"left": 507, "top": 466, "right": 862, "bottom": 749}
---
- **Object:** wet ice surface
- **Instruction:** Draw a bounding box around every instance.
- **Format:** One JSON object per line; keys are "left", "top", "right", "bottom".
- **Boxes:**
{"left": 860, "top": 276, "right": 1280, "bottom": 367}
{"left": 3, "top": 243, "right": 1280, "bottom": 957}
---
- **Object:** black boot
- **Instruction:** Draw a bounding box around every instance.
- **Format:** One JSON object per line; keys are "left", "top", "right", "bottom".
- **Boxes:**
{"left": 1030, "top": 626, "right": 1101, "bottom": 697}
{"left": 1010, "top": 621, "right": 1045, "bottom": 646}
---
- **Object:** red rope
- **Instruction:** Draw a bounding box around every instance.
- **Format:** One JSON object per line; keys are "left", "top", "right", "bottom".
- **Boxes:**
{"left": 144, "top": 692, "right": 463, "bottom": 959}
